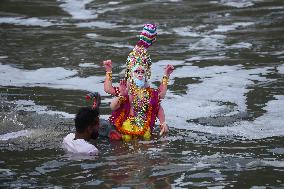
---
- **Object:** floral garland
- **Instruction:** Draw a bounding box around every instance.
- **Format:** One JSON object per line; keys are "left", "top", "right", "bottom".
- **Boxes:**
{"left": 109, "top": 87, "right": 156, "bottom": 136}
{"left": 131, "top": 85, "right": 150, "bottom": 127}
{"left": 116, "top": 105, "right": 152, "bottom": 136}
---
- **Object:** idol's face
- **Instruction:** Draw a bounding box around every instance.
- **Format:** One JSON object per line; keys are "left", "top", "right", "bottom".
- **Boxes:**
{"left": 131, "top": 65, "right": 147, "bottom": 88}
{"left": 133, "top": 65, "right": 146, "bottom": 80}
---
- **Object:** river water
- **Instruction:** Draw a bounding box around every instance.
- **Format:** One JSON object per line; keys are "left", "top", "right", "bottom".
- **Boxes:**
{"left": 0, "top": 0, "right": 284, "bottom": 188}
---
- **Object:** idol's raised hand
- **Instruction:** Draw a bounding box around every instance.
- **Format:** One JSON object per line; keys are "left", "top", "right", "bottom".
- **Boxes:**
{"left": 159, "top": 122, "right": 169, "bottom": 136}
{"left": 103, "top": 60, "right": 112, "bottom": 72}
{"left": 164, "top": 64, "right": 174, "bottom": 77}
{"left": 119, "top": 79, "right": 128, "bottom": 96}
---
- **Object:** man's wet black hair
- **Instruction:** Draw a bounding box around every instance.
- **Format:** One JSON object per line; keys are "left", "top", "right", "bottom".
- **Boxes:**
{"left": 75, "top": 107, "right": 99, "bottom": 133}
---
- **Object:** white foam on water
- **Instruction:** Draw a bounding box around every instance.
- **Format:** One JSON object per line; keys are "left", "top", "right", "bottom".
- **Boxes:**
{"left": 189, "top": 35, "right": 226, "bottom": 51}
{"left": 119, "top": 23, "right": 156, "bottom": 33}
{"left": 158, "top": 30, "right": 172, "bottom": 35}
{"left": 278, "top": 64, "right": 284, "bottom": 74}
{"left": 172, "top": 22, "right": 254, "bottom": 52}
{"left": 94, "top": 42, "right": 133, "bottom": 49}
{"left": 108, "top": 1, "right": 120, "bottom": 5}
{"left": 1, "top": 60, "right": 282, "bottom": 139}
{"left": 186, "top": 55, "right": 227, "bottom": 61}
{"left": 76, "top": 21, "right": 118, "bottom": 29}
{"left": 79, "top": 63, "right": 100, "bottom": 68}
{"left": 269, "top": 148, "right": 284, "bottom": 155}
{"left": 0, "top": 169, "right": 15, "bottom": 176}
{"left": 151, "top": 60, "right": 284, "bottom": 139}
{"left": 0, "top": 130, "right": 33, "bottom": 141}
{"left": 13, "top": 99, "right": 74, "bottom": 118}
{"left": 227, "top": 42, "right": 252, "bottom": 49}
{"left": 211, "top": 0, "right": 256, "bottom": 8}
{"left": 150, "top": 60, "right": 185, "bottom": 83}
{"left": 171, "top": 173, "right": 195, "bottom": 188}
{"left": 58, "top": 0, "right": 97, "bottom": 19}
{"left": 246, "top": 159, "right": 284, "bottom": 168}
{"left": 174, "top": 22, "right": 254, "bottom": 52}
{"left": 207, "top": 186, "right": 225, "bottom": 189}
{"left": 107, "top": 43, "right": 133, "bottom": 49}
{"left": 267, "top": 6, "right": 284, "bottom": 10}
{"left": 188, "top": 35, "right": 251, "bottom": 52}
{"left": 0, "top": 63, "right": 107, "bottom": 95}
{"left": 96, "top": 5, "right": 129, "bottom": 15}
{"left": 188, "top": 95, "right": 284, "bottom": 139}
{"left": 0, "top": 17, "right": 53, "bottom": 27}
{"left": 213, "top": 22, "right": 254, "bottom": 32}
{"left": 223, "top": 1, "right": 254, "bottom": 8}
{"left": 0, "top": 56, "right": 8, "bottom": 59}
{"left": 261, "top": 160, "right": 284, "bottom": 168}
{"left": 86, "top": 33, "right": 100, "bottom": 39}
{"left": 0, "top": 64, "right": 73, "bottom": 84}
{"left": 166, "top": 0, "right": 183, "bottom": 2}
{"left": 250, "top": 186, "right": 267, "bottom": 189}
{"left": 173, "top": 26, "right": 201, "bottom": 37}
{"left": 0, "top": 63, "right": 109, "bottom": 118}
{"left": 271, "top": 51, "right": 284, "bottom": 56}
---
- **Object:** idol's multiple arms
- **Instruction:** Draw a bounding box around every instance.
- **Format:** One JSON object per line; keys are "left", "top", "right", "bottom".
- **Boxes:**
{"left": 159, "top": 64, "right": 174, "bottom": 99}
{"left": 157, "top": 106, "right": 169, "bottom": 136}
{"left": 103, "top": 60, "right": 117, "bottom": 96}
{"left": 110, "top": 79, "right": 128, "bottom": 111}
{"left": 103, "top": 60, "right": 173, "bottom": 136}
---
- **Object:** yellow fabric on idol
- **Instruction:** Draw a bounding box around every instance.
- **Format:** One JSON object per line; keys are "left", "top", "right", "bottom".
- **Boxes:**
{"left": 121, "top": 118, "right": 151, "bottom": 141}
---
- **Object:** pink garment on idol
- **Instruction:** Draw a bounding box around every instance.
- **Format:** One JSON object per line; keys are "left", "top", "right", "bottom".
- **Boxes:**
{"left": 109, "top": 88, "right": 160, "bottom": 132}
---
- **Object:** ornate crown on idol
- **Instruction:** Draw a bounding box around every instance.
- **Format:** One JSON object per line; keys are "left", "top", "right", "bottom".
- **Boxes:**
{"left": 125, "top": 24, "right": 157, "bottom": 80}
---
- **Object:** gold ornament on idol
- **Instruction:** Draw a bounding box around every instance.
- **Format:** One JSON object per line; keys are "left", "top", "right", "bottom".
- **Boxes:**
{"left": 118, "top": 95, "right": 126, "bottom": 104}
{"left": 130, "top": 83, "right": 151, "bottom": 128}
{"left": 162, "top": 75, "right": 169, "bottom": 85}
{"left": 106, "top": 71, "right": 112, "bottom": 81}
